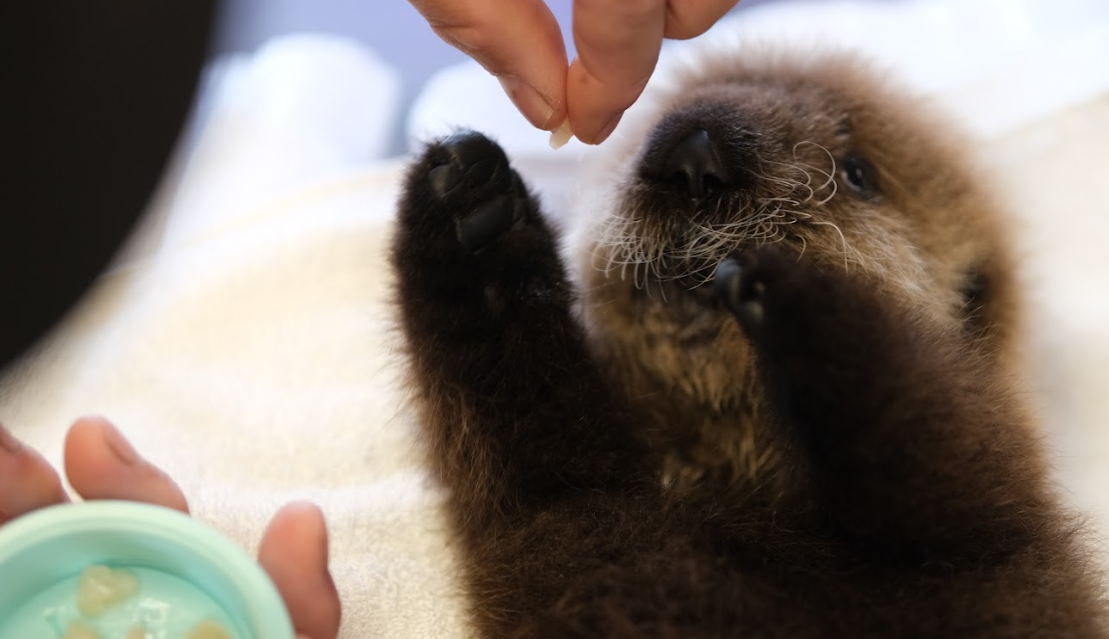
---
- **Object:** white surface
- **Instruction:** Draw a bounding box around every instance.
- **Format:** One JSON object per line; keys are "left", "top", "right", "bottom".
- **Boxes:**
{"left": 2, "top": 3, "right": 1109, "bottom": 638}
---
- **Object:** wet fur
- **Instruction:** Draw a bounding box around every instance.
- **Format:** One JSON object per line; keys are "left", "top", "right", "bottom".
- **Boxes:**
{"left": 389, "top": 49, "right": 1107, "bottom": 638}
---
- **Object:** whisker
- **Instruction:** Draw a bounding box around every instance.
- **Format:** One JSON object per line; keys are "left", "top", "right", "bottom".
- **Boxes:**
{"left": 587, "top": 142, "right": 848, "bottom": 294}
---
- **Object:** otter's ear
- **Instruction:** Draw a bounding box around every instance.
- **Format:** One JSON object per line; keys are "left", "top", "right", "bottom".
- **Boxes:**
{"left": 959, "top": 267, "right": 991, "bottom": 333}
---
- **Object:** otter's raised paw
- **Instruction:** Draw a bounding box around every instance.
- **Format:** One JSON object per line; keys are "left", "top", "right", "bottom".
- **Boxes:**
{"left": 395, "top": 130, "right": 566, "bottom": 318}
{"left": 418, "top": 131, "right": 532, "bottom": 253}
{"left": 713, "top": 248, "right": 804, "bottom": 335}
{"left": 713, "top": 246, "right": 904, "bottom": 418}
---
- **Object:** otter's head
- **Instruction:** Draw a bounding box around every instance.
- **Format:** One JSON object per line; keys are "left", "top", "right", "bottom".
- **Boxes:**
{"left": 565, "top": 50, "right": 1020, "bottom": 485}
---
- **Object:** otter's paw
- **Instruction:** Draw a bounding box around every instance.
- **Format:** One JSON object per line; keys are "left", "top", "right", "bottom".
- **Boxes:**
{"left": 407, "top": 130, "right": 533, "bottom": 252}
{"left": 713, "top": 248, "right": 805, "bottom": 337}
{"left": 713, "top": 247, "right": 912, "bottom": 432}
{"left": 395, "top": 130, "right": 566, "bottom": 319}
{"left": 712, "top": 246, "right": 888, "bottom": 362}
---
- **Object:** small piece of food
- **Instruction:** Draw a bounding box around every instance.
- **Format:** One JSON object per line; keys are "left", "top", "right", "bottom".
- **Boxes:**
{"left": 548, "top": 119, "right": 574, "bottom": 150}
{"left": 61, "top": 622, "right": 101, "bottom": 639}
{"left": 125, "top": 626, "right": 147, "bottom": 639}
{"left": 76, "top": 565, "right": 140, "bottom": 616}
{"left": 186, "top": 620, "right": 233, "bottom": 639}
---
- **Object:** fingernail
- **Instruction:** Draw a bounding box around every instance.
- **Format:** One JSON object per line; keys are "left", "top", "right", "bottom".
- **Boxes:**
{"left": 593, "top": 113, "right": 623, "bottom": 145}
{"left": 498, "top": 76, "right": 556, "bottom": 130}
{"left": 0, "top": 425, "right": 23, "bottom": 454}
{"left": 101, "top": 423, "right": 139, "bottom": 465}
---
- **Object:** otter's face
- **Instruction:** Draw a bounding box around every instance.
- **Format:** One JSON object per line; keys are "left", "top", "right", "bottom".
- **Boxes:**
{"left": 570, "top": 53, "right": 1017, "bottom": 422}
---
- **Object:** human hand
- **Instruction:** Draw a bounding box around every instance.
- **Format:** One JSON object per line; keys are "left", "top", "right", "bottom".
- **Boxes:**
{"left": 408, "top": 0, "right": 740, "bottom": 145}
{"left": 0, "top": 416, "right": 341, "bottom": 639}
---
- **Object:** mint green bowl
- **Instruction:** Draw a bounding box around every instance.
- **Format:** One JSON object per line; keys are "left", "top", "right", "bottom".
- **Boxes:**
{"left": 0, "top": 501, "right": 294, "bottom": 639}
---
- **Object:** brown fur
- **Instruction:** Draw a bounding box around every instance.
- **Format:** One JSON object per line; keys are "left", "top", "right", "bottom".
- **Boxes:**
{"left": 389, "top": 48, "right": 1107, "bottom": 638}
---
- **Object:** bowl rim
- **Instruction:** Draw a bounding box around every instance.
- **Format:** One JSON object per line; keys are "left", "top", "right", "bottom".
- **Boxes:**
{"left": 0, "top": 500, "right": 294, "bottom": 639}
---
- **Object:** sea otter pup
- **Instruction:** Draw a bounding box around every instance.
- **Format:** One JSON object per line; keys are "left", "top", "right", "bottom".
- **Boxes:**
{"left": 390, "top": 48, "right": 1107, "bottom": 638}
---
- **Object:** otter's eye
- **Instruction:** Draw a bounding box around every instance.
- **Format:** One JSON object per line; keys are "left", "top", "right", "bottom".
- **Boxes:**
{"left": 841, "top": 155, "right": 880, "bottom": 200}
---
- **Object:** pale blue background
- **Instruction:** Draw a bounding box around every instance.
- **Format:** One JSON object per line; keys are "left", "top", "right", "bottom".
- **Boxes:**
{"left": 212, "top": 1, "right": 777, "bottom": 154}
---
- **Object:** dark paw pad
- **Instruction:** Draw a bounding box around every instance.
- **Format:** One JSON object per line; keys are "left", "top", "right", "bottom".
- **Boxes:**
{"left": 427, "top": 131, "right": 510, "bottom": 199}
{"left": 426, "top": 131, "right": 530, "bottom": 252}
{"left": 456, "top": 195, "right": 529, "bottom": 252}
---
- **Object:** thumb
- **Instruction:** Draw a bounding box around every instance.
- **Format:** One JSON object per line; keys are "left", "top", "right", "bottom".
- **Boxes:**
{"left": 409, "top": 0, "right": 568, "bottom": 130}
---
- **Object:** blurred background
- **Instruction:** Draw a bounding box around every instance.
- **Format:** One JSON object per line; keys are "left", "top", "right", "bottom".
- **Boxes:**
{"left": 209, "top": 0, "right": 1109, "bottom": 154}
{"left": 211, "top": 0, "right": 773, "bottom": 156}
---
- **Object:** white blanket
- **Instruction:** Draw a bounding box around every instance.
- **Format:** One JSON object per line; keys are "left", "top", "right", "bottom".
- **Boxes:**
{"left": 3, "top": 1, "right": 1108, "bottom": 637}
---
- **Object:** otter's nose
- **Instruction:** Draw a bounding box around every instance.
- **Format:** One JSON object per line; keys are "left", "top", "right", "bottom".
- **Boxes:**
{"left": 661, "top": 129, "right": 730, "bottom": 199}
